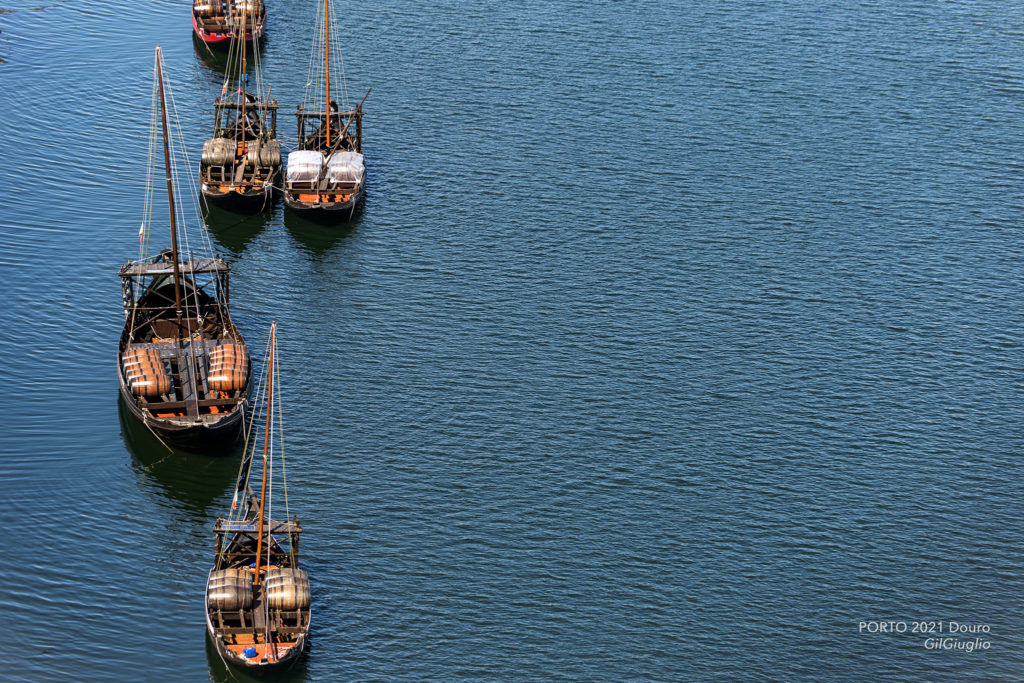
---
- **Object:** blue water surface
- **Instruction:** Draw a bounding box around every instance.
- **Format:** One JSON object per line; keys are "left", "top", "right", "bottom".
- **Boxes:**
{"left": 0, "top": 1, "right": 1022, "bottom": 680}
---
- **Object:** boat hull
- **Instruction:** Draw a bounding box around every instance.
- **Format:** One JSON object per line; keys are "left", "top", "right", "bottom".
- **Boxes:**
{"left": 201, "top": 183, "right": 275, "bottom": 212}
{"left": 283, "top": 187, "right": 364, "bottom": 222}
{"left": 117, "top": 378, "right": 245, "bottom": 452}
{"left": 117, "top": 307, "right": 250, "bottom": 454}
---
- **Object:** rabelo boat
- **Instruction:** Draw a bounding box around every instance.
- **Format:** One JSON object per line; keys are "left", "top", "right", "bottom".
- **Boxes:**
{"left": 118, "top": 46, "right": 251, "bottom": 452}
{"left": 199, "top": 2, "right": 280, "bottom": 210}
{"left": 206, "top": 322, "right": 310, "bottom": 670}
{"left": 283, "top": 0, "right": 369, "bottom": 220}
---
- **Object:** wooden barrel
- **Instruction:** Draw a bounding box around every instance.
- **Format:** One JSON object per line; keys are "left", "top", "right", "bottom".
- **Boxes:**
{"left": 209, "top": 354, "right": 247, "bottom": 367}
{"left": 208, "top": 344, "right": 248, "bottom": 391}
{"left": 210, "top": 343, "right": 245, "bottom": 359}
{"left": 125, "top": 356, "right": 163, "bottom": 370}
{"left": 202, "top": 137, "right": 233, "bottom": 166}
{"left": 123, "top": 352, "right": 159, "bottom": 362}
{"left": 125, "top": 364, "right": 164, "bottom": 380}
{"left": 208, "top": 369, "right": 247, "bottom": 392}
{"left": 208, "top": 568, "right": 253, "bottom": 611}
{"left": 209, "top": 357, "right": 247, "bottom": 372}
{"left": 260, "top": 140, "right": 281, "bottom": 168}
{"left": 245, "top": 140, "right": 263, "bottom": 168}
{"left": 264, "top": 568, "right": 310, "bottom": 610}
{"left": 124, "top": 347, "right": 169, "bottom": 398}
{"left": 210, "top": 360, "right": 248, "bottom": 374}
{"left": 129, "top": 372, "right": 171, "bottom": 398}
{"left": 122, "top": 348, "right": 160, "bottom": 365}
{"left": 127, "top": 371, "right": 168, "bottom": 391}
{"left": 209, "top": 359, "right": 248, "bottom": 375}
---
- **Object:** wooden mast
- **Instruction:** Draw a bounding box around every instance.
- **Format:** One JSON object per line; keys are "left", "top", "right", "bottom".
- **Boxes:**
{"left": 254, "top": 320, "right": 275, "bottom": 585}
{"left": 324, "top": 0, "right": 330, "bottom": 148}
{"left": 239, "top": 0, "right": 248, "bottom": 140}
{"left": 156, "top": 46, "right": 184, "bottom": 336}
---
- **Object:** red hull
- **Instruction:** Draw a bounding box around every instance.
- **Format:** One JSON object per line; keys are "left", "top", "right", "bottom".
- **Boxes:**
{"left": 191, "top": 11, "right": 264, "bottom": 44}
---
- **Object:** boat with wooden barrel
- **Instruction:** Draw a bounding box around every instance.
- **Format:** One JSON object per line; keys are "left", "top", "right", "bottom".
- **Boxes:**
{"left": 119, "top": 47, "right": 250, "bottom": 452}
{"left": 206, "top": 322, "right": 310, "bottom": 670}
{"left": 192, "top": 0, "right": 265, "bottom": 45}
{"left": 283, "top": 0, "right": 369, "bottom": 220}
{"left": 199, "top": 5, "right": 280, "bottom": 210}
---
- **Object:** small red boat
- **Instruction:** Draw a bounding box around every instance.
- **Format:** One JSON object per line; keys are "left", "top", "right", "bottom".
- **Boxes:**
{"left": 192, "top": 0, "right": 265, "bottom": 45}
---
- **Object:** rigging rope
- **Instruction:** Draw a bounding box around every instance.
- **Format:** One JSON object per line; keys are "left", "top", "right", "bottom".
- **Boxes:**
{"left": 330, "top": 0, "right": 350, "bottom": 110}
{"left": 266, "top": 358, "right": 273, "bottom": 569}
{"left": 213, "top": 22, "right": 274, "bottom": 192}
{"left": 273, "top": 330, "right": 297, "bottom": 569}
{"left": 129, "top": 65, "right": 162, "bottom": 340}
{"left": 162, "top": 63, "right": 227, "bottom": 375}
{"left": 230, "top": 328, "right": 274, "bottom": 522}
{"left": 168, "top": 76, "right": 215, "bottom": 260}
{"left": 140, "top": 59, "right": 159, "bottom": 262}
{"left": 302, "top": 0, "right": 351, "bottom": 117}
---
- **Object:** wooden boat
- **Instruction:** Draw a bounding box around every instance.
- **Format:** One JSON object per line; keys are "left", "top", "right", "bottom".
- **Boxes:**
{"left": 192, "top": 0, "right": 265, "bottom": 45}
{"left": 283, "top": 0, "right": 369, "bottom": 220}
{"left": 200, "top": 7, "right": 280, "bottom": 210}
{"left": 118, "top": 47, "right": 250, "bottom": 452}
{"left": 206, "top": 322, "right": 310, "bottom": 670}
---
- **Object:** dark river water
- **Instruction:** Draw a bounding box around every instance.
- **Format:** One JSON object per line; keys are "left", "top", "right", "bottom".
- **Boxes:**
{"left": 2, "top": 0, "right": 1023, "bottom": 680}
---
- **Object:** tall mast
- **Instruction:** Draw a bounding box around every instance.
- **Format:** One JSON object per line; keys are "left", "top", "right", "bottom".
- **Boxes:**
{"left": 324, "top": 0, "right": 330, "bottom": 148}
{"left": 156, "top": 46, "right": 184, "bottom": 336}
{"left": 239, "top": 0, "right": 248, "bottom": 130}
{"left": 254, "top": 320, "right": 276, "bottom": 585}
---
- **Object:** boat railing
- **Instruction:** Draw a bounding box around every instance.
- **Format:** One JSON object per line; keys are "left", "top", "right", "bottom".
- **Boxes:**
{"left": 285, "top": 178, "right": 361, "bottom": 192}
{"left": 216, "top": 519, "right": 301, "bottom": 534}
{"left": 120, "top": 257, "right": 229, "bottom": 277}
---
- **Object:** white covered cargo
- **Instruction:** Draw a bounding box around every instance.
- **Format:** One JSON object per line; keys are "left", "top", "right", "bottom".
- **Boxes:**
{"left": 325, "top": 152, "right": 365, "bottom": 184}
{"left": 286, "top": 150, "right": 325, "bottom": 183}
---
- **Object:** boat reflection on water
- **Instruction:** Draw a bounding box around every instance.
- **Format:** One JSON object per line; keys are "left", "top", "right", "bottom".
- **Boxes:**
{"left": 283, "top": 203, "right": 361, "bottom": 257}
{"left": 203, "top": 199, "right": 276, "bottom": 256}
{"left": 119, "top": 394, "right": 241, "bottom": 517}
{"left": 192, "top": 32, "right": 266, "bottom": 82}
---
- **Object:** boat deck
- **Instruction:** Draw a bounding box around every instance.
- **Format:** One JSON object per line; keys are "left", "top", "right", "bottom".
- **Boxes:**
{"left": 128, "top": 338, "right": 246, "bottom": 416}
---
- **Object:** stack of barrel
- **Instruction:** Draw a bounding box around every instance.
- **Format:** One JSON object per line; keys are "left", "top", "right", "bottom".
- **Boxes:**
{"left": 201, "top": 137, "right": 234, "bottom": 167}
{"left": 208, "top": 568, "right": 253, "bottom": 611}
{"left": 208, "top": 343, "right": 249, "bottom": 393}
{"left": 123, "top": 347, "right": 171, "bottom": 398}
{"left": 265, "top": 568, "right": 310, "bottom": 611}
{"left": 246, "top": 139, "right": 282, "bottom": 169}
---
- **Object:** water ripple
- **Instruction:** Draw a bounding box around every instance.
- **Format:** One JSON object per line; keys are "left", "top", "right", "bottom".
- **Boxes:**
{"left": 1, "top": 0, "right": 1024, "bottom": 680}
